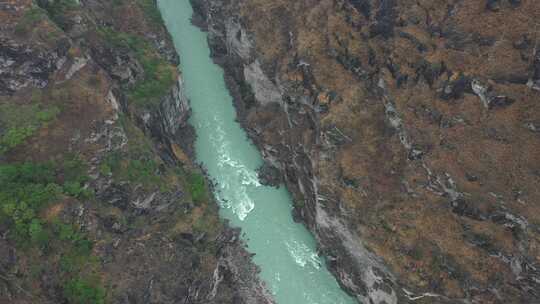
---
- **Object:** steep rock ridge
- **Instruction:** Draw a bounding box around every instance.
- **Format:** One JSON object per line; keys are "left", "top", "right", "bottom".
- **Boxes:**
{"left": 191, "top": 0, "right": 540, "bottom": 303}
{"left": 0, "top": 1, "right": 271, "bottom": 303}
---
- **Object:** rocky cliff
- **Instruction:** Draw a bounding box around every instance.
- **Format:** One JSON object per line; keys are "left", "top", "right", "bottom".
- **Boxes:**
{"left": 0, "top": 1, "right": 272, "bottom": 303}
{"left": 191, "top": 0, "right": 540, "bottom": 303}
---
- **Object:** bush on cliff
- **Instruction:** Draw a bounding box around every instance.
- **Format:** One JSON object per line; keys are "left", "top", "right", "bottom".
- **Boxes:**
{"left": 0, "top": 158, "right": 89, "bottom": 246}
{"left": 98, "top": 27, "right": 176, "bottom": 108}
{"left": 15, "top": 7, "right": 47, "bottom": 36}
{"left": 38, "top": 0, "right": 79, "bottom": 30}
{"left": 188, "top": 173, "right": 207, "bottom": 204}
{"left": 63, "top": 277, "right": 106, "bottom": 304}
{"left": 0, "top": 103, "right": 60, "bottom": 154}
{"left": 0, "top": 159, "right": 106, "bottom": 302}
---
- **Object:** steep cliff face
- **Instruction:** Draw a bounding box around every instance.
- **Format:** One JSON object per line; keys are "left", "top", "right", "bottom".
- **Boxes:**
{"left": 0, "top": 1, "right": 271, "bottom": 303}
{"left": 191, "top": 0, "right": 540, "bottom": 303}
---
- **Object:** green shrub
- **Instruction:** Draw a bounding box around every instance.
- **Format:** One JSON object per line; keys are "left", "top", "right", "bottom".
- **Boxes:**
{"left": 55, "top": 222, "right": 90, "bottom": 249}
{"left": 36, "top": 106, "right": 61, "bottom": 123}
{"left": 125, "top": 159, "right": 159, "bottom": 183}
{"left": 61, "top": 156, "right": 92, "bottom": 198}
{"left": 0, "top": 163, "right": 60, "bottom": 246}
{"left": 187, "top": 173, "right": 207, "bottom": 203}
{"left": 0, "top": 103, "right": 60, "bottom": 154}
{"left": 63, "top": 181, "right": 91, "bottom": 199}
{"left": 38, "top": 0, "right": 79, "bottom": 30}
{"left": 1, "top": 162, "right": 44, "bottom": 183}
{"left": 0, "top": 126, "right": 37, "bottom": 153}
{"left": 63, "top": 278, "right": 105, "bottom": 304}
{"left": 15, "top": 7, "right": 47, "bottom": 36}
{"left": 29, "top": 218, "right": 50, "bottom": 248}
{"left": 98, "top": 27, "right": 141, "bottom": 50}
{"left": 53, "top": 221, "right": 93, "bottom": 262}
{"left": 0, "top": 161, "right": 104, "bottom": 302}
{"left": 62, "top": 155, "right": 88, "bottom": 181}
{"left": 98, "top": 163, "right": 112, "bottom": 176}
{"left": 59, "top": 248, "right": 95, "bottom": 273}
{"left": 102, "top": 149, "right": 163, "bottom": 188}
{"left": 101, "top": 152, "right": 121, "bottom": 174}
{"left": 98, "top": 27, "right": 176, "bottom": 107}
{"left": 128, "top": 56, "right": 176, "bottom": 107}
{"left": 0, "top": 160, "right": 91, "bottom": 245}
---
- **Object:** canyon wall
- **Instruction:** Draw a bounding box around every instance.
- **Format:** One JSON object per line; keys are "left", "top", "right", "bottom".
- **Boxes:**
{"left": 0, "top": 1, "right": 271, "bottom": 303}
{"left": 191, "top": 0, "right": 540, "bottom": 303}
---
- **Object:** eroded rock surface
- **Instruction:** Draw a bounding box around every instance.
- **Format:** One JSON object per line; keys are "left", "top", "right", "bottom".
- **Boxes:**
{"left": 191, "top": 0, "right": 540, "bottom": 303}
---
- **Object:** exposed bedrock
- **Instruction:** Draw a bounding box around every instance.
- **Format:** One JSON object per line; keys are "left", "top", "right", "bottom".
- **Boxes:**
{"left": 191, "top": 0, "right": 540, "bottom": 303}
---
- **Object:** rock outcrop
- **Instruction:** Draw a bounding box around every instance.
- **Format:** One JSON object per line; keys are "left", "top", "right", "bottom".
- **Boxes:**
{"left": 191, "top": 0, "right": 540, "bottom": 303}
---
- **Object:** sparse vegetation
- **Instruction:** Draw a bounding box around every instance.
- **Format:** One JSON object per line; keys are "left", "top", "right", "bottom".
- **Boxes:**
{"left": 15, "top": 7, "right": 47, "bottom": 36}
{"left": 187, "top": 173, "right": 207, "bottom": 204}
{"left": 38, "top": 0, "right": 79, "bottom": 30}
{"left": 15, "top": 8, "right": 62, "bottom": 42}
{"left": 0, "top": 162, "right": 59, "bottom": 246}
{"left": 188, "top": 205, "right": 222, "bottom": 255}
{"left": 63, "top": 277, "right": 106, "bottom": 304}
{"left": 0, "top": 126, "right": 38, "bottom": 154}
{"left": 136, "top": 0, "right": 163, "bottom": 26}
{"left": 100, "top": 116, "right": 165, "bottom": 189}
{"left": 129, "top": 54, "right": 176, "bottom": 107}
{"left": 110, "top": 0, "right": 163, "bottom": 27}
{"left": 98, "top": 27, "right": 176, "bottom": 107}
{"left": 0, "top": 159, "right": 105, "bottom": 301}
{"left": 0, "top": 158, "right": 90, "bottom": 246}
{"left": 36, "top": 106, "right": 61, "bottom": 123}
{"left": 102, "top": 151, "right": 161, "bottom": 187}
{"left": 0, "top": 103, "right": 60, "bottom": 154}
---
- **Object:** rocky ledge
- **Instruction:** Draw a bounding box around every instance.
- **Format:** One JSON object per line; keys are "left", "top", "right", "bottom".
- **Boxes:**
{"left": 191, "top": 0, "right": 540, "bottom": 303}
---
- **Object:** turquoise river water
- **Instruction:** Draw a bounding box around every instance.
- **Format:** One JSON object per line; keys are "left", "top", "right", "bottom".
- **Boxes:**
{"left": 158, "top": 1, "right": 356, "bottom": 303}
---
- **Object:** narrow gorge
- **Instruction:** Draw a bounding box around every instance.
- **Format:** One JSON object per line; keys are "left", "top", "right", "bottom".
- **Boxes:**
{"left": 159, "top": 0, "right": 356, "bottom": 303}
{"left": 1, "top": 1, "right": 539, "bottom": 304}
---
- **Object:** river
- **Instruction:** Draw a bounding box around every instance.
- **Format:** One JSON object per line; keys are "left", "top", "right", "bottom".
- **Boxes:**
{"left": 158, "top": 1, "right": 356, "bottom": 303}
